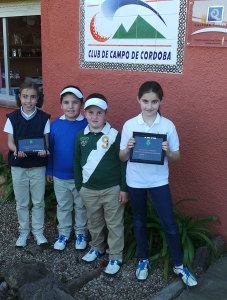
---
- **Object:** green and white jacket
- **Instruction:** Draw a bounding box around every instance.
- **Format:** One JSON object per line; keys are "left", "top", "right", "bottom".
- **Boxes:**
{"left": 74, "top": 122, "right": 127, "bottom": 192}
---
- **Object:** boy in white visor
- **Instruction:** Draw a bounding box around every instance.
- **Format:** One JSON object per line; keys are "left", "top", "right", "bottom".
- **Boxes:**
{"left": 74, "top": 93, "right": 128, "bottom": 275}
{"left": 46, "top": 85, "right": 88, "bottom": 251}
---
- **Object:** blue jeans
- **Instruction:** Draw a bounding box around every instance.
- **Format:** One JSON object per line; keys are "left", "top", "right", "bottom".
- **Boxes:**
{"left": 128, "top": 184, "right": 182, "bottom": 266}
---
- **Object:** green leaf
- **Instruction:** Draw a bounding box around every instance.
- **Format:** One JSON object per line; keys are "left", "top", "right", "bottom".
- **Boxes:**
{"left": 175, "top": 198, "right": 198, "bottom": 207}
{"left": 148, "top": 230, "right": 153, "bottom": 253}
{"left": 181, "top": 228, "right": 186, "bottom": 244}
{"left": 174, "top": 209, "right": 185, "bottom": 220}
{"left": 188, "top": 217, "right": 219, "bottom": 228}
{"left": 163, "top": 253, "right": 170, "bottom": 279}
{"left": 147, "top": 223, "right": 162, "bottom": 229}
{"left": 187, "top": 226, "right": 214, "bottom": 235}
{"left": 2, "top": 182, "right": 13, "bottom": 192}
{"left": 160, "top": 231, "right": 167, "bottom": 257}
{"left": 124, "top": 239, "right": 137, "bottom": 263}
{"left": 1, "top": 189, "right": 14, "bottom": 205}
{"left": 150, "top": 253, "right": 161, "bottom": 262}
{"left": 190, "top": 232, "right": 216, "bottom": 255}
{"left": 182, "top": 243, "right": 189, "bottom": 265}
{"left": 149, "top": 259, "right": 159, "bottom": 273}
{"left": 185, "top": 236, "right": 194, "bottom": 266}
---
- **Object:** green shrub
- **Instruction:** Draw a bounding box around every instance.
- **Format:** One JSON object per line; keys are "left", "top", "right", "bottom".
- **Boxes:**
{"left": 0, "top": 153, "right": 14, "bottom": 204}
{"left": 44, "top": 181, "right": 57, "bottom": 218}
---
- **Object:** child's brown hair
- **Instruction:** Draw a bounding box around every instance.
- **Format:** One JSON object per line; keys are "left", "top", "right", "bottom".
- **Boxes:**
{"left": 16, "top": 80, "right": 43, "bottom": 108}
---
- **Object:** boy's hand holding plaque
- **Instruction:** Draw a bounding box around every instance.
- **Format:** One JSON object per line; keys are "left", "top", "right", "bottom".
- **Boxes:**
{"left": 130, "top": 132, "right": 167, "bottom": 165}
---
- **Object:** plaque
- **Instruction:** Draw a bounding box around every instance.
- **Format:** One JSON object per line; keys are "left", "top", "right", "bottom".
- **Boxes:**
{"left": 130, "top": 132, "right": 167, "bottom": 165}
{"left": 17, "top": 137, "right": 46, "bottom": 155}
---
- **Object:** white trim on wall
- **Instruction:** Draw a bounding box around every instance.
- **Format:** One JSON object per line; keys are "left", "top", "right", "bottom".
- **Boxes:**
{"left": 0, "top": 0, "right": 40, "bottom": 18}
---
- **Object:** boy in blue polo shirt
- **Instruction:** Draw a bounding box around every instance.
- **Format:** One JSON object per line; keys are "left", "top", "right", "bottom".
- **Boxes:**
{"left": 46, "top": 85, "right": 88, "bottom": 251}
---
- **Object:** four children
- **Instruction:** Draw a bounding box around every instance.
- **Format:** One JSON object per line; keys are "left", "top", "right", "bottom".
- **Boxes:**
{"left": 3, "top": 79, "right": 197, "bottom": 286}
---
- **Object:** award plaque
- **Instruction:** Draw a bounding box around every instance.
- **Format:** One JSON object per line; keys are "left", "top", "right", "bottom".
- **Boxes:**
{"left": 130, "top": 132, "right": 167, "bottom": 165}
{"left": 17, "top": 137, "right": 46, "bottom": 155}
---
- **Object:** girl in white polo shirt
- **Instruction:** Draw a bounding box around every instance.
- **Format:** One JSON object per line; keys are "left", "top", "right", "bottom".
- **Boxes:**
{"left": 120, "top": 81, "right": 197, "bottom": 287}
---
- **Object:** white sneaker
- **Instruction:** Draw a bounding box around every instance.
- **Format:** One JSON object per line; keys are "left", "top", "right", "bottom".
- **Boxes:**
{"left": 136, "top": 259, "right": 151, "bottom": 280}
{"left": 173, "top": 266, "right": 197, "bottom": 287}
{"left": 16, "top": 232, "right": 30, "bottom": 247}
{"left": 104, "top": 259, "right": 122, "bottom": 275}
{"left": 75, "top": 234, "right": 88, "bottom": 250}
{"left": 82, "top": 248, "right": 105, "bottom": 262}
{"left": 54, "top": 235, "right": 68, "bottom": 251}
{"left": 34, "top": 233, "right": 48, "bottom": 245}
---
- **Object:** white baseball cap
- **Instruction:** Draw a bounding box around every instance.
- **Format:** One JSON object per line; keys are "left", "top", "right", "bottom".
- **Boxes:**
{"left": 84, "top": 98, "right": 108, "bottom": 110}
{"left": 60, "top": 87, "right": 83, "bottom": 99}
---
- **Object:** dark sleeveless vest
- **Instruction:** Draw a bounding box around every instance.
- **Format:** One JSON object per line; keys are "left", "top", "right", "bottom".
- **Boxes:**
{"left": 7, "top": 109, "right": 50, "bottom": 168}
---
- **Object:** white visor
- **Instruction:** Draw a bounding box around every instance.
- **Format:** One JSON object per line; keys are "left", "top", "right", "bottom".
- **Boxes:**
{"left": 60, "top": 87, "right": 83, "bottom": 99}
{"left": 84, "top": 98, "right": 108, "bottom": 110}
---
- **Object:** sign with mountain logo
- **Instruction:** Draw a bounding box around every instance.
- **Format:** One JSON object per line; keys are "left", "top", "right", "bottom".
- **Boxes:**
{"left": 80, "top": 0, "right": 187, "bottom": 73}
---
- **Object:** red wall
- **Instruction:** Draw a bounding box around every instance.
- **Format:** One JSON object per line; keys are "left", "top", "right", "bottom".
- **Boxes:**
{"left": 0, "top": 0, "right": 226, "bottom": 239}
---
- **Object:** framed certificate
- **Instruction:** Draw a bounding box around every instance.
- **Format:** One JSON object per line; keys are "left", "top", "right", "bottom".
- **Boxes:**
{"left": 130, "top": 132, "right": 167, "bottom": 165}
{"left": 17, "top": 137, "right": 46, "bottom": 155}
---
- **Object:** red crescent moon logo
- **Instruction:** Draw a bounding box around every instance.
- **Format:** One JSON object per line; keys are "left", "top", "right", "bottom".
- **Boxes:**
{"left": 90, "top": 13, "right": 111, "bottom": 42}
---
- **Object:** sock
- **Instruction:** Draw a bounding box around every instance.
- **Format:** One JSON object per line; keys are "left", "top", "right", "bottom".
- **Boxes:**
{"left": 175, "top": 264, "right": 183, "bottom": 269}
{"left": 140, "top": 259, "right": 149, "bottom": 263}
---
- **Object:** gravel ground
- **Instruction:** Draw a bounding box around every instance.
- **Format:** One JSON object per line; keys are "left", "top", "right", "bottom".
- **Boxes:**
{"left": 0, "top": 200, "right": 175, "bottom": 299}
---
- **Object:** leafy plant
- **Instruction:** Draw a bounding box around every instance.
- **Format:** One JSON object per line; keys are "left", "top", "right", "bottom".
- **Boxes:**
{"left": 0, "top": 153, "right": 14, "bottom": 204}
{"left": 124, "top": 201, "right": 137, "bottom": 262}
{"left": 44, "top": 181, "right": 57, "bottom": 220}
{"left": 124, "top": 197, "right": 219, "bottom": 278}
{"left": 174, "top": 199, "right": 218, "bottom": 265}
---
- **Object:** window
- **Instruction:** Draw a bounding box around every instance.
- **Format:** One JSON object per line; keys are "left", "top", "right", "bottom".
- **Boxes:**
{"left": 0, "top": 0, "right": 41, "bottom": 107}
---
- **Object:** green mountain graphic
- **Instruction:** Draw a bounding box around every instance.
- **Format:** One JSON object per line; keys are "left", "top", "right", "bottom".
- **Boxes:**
{"left": 112, "top": 15, "right": 165, "bottom": 39}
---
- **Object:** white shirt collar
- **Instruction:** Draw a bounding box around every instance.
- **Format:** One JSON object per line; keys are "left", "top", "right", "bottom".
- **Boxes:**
{"left": 59, "top": 113, "right": 84, "bottom": 121}
{"left": 21, "top": 106, "right": 37, "bottom": 119}
{"left": 138, "top": 112, "right": 161, "bottom": 125}
{"left": 84, "top": 122, "right": 111, "bottom": 135}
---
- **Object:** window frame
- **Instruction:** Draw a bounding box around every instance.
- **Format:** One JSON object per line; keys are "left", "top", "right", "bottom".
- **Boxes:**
{"left": 0, "top": 0, "right": 41, "bottom": 108}
{"left": 0, "top": 18, "right": 16, "bottom": 106}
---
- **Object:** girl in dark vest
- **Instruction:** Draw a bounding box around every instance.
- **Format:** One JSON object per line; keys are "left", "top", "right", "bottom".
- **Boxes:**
{"left": 4, "top": 80, "right": 50, "bottom": 247}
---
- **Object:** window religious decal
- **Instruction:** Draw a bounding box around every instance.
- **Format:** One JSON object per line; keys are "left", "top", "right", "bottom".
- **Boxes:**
{"left": 80, "top": 0, "right": 187, "bottom": 74}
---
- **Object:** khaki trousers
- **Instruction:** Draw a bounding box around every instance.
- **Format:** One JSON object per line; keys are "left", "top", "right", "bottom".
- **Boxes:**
{"left": 80, "top": 185, "right": 124, "bottom": 260}
{"left": 11, "top": 166, "right": 46, "bottom": 235}
{"left": 54, "top": 177, "right": 87, "bottom": 238}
